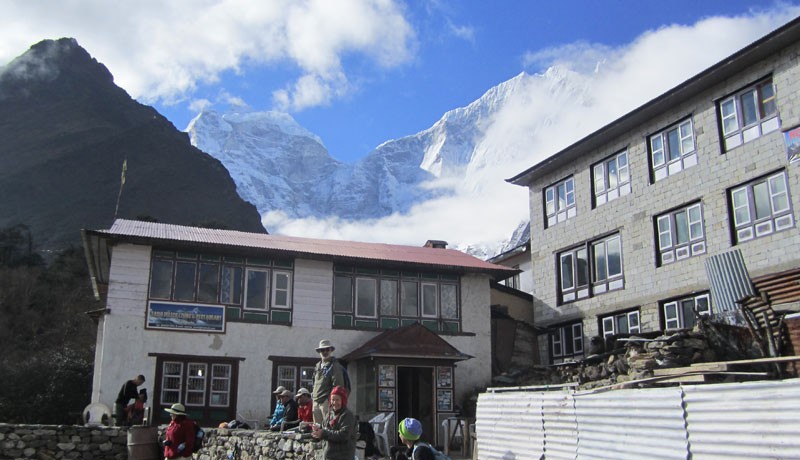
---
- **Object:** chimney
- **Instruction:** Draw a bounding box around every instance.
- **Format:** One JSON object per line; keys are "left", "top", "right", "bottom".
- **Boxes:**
{"left": 424, "top": 240, "right": 448, "bottom": 249}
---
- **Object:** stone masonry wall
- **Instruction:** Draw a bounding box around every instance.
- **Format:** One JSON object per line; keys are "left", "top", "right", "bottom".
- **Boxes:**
{"left": 0, "top": 424, "right": 324, "bottom": 460}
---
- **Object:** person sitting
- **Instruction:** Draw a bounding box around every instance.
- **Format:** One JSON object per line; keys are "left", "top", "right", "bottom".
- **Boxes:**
{"left": 296, "top": 387, "right": 314, "bottom": 430}
{"left": 394, "top": 418, "right": 435, "bottom": 460}
{"left": 271, "top": 389, "right": 299, "bottom": 431}
{"left": 268, "top": 386, "right": 287, "bottom": 429}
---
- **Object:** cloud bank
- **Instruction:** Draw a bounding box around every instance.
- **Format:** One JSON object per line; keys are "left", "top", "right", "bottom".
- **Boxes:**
{"left": 0, "top": 0, "right": 415, "bottom": 111}
{"left": 263, "top": 7, "right": 800, "bottom": 254}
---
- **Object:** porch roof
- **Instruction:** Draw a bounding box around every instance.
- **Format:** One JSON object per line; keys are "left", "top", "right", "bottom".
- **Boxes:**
{"left": 342, "top": 323, "right": 472, "bottom": 361}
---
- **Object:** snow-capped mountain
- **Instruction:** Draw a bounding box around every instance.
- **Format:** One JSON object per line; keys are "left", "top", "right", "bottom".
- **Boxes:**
{"left": 188, "top": 67, "right": 592, "bottom": 256}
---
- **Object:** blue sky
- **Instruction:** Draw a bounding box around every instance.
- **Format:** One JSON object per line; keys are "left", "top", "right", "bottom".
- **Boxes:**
{"left": 2, "top": 2, "right": 799, "bottom": 249}
{"left": 0, "top": 1, "right": 789, "bottom": 164}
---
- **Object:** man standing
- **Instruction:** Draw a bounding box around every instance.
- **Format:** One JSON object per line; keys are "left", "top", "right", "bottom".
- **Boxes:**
{"left": 312, "top": 339, "right": 348, "bottom": 425}
{"left": 115, "top": 374, "right": 145, "bottom": 426}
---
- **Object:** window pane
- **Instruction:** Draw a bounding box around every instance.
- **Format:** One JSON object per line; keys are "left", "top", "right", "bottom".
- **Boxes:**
{"left": 688, "top": 205, "right": 703, "bottom": 239}
{"left": 616, "top": 314, "right": 628, "bottom": 334}
{"left": 557, "top": 183, "right": 566, "bottom": 211}
{"left": 696, "top": 296, "right": 711, "bottom": 315}
{"left": 197, "top": 263, "right": 219, "bottom": 303}
{"left": 607, "top": 158, "right": 618, "bottom": 189}
{"left": 422, "top": 283, "right": 437, "bottom": 316}
{"left": 174, "top": 262, "right": 197, "bottom": 301}
{"left": 607, "top": 237, "right": 622, "bottom": 277}
{"left": 273, "top": 272, "right": 290, "bottom": 308}
{"left": 753, "top": 181, "right": 771, "bottom": 220}
{"left": 150, "top": 259, "right": 173, "bottom": 299}
{"left": 560, "top": 254, "right": 574, "bottom": 290}
{"left": 356, "top": 278, "right": 377, "bottom": 317}
{"left": 732, "top": 188, "right": 751, "bottom": 225}
{"left": 245, "top": 269, "right": 268, "bottom": 309}
{"left": 680, "top": 121, "right": 694, "bottom": 153}
{"left": 741, "top": 89, "right": 758, "bottom": 126}
{"left": 546, "top": 187, "right": 555, "bottom": 215}
{"left": 594, "top": 164, "right": 605, "bottom": 193}
{"left": 565, "top": 178, "right": 575, "bottom": 206}
{"left": 682, "top": 300, "right": 697, "bottom": 328}
{"left": 761, "top": 83, "right": 776, "bottom": 116}
{"left": 721, "top": 98, "right": 738, "bottom": 134}
{"left": 441, "top": 284, "right": 458, "bottom": 319}
{"left": 401, "top": 281, "right": 418, "bottom": 317}
{"left": 602, "top": 317, "right": 614, "bottom": 336}
{"left": 593, "top": 242, "right": 607, "bottom": 281}
{"left": 651, "top": 135, "right": 665, "bottom": 166}
{"left": 380, "top": 279, "right": 398, "bottom": 316}
{"left": 618, "top": 153, "right": 629, "bottom": 183}
{"left": 576, "top": 248, "right": 589, "bottom": 287}
{"left": 769, "top": 174, "right": 789, "bottom": 212}
{"left": 333, "top": 275, "right": 353, "bottom": 313}
{"left": 220, "top": 265, "right": 242, "bottom": 304}
{"left": 667, "top": 127, "right": 681, "bottom": 161}
{"left": 675, "top": 210, "right": 689, "bottom": 245}
{"left": 658, "top": 216, "right": 672, "bottom": 249}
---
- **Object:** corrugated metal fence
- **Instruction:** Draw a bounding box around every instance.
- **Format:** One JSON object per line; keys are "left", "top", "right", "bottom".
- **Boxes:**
{"left": 475, "top": 378, "right": 800, "bottom": 460}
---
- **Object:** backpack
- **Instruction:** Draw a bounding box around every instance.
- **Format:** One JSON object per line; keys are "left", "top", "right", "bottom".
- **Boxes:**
{"left": 323, "top": 359, "right": 351, "bottom": 393}
{"left": 193, "top": 422, "right": 205, "bottom": 453}
{"left": 412, "top": 442, "right": 450, "bottom": 460}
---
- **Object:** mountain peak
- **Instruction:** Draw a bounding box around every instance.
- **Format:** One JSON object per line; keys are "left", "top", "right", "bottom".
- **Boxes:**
{"left": 1, "top": 38, "right": 113, "bottom": 90}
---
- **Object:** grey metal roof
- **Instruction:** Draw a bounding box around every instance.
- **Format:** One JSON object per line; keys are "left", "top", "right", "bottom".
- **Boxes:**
{"left": 86, "top": 219, "right": 518, "bottom": 278}
{"left": 507, "top": 16, "right": 800, "bottom": 186}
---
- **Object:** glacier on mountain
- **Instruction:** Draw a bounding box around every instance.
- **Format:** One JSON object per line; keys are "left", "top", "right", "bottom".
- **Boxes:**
{"left": 187, "top": 66, "right": 592, "bottom": 256}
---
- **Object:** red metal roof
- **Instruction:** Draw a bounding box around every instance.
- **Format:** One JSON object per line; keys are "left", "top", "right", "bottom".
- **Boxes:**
{"left": 88, "top": 219, "right": 517, "bottom": 278}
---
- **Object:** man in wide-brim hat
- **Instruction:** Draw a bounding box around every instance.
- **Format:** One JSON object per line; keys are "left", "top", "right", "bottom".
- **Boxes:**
{"left": 312, "top": 338, "right": 347, "bottom": 424}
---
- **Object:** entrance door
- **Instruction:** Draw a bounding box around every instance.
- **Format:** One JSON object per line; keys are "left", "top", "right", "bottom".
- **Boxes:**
{"left": 396, "top": 366, "right": 435, "bottom": 444}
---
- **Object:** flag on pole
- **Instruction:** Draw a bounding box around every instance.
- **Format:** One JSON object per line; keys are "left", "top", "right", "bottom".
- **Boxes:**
{"left": 115, "top": 158, "right": 127, "bottom": 218}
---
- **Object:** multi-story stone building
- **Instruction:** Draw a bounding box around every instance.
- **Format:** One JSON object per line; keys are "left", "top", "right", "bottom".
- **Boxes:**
{"left": 508, "top": 17, "right": 800, "bottom": 364}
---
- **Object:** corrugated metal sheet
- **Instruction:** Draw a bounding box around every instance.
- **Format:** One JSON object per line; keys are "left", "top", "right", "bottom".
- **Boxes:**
{"left": 476, "top": 390, "right": 545, "bottom": 460}
{"left": 705, "top": 250, "right": 755, "bottom": 312}
{"left": 475, "top": 378, "right": 800, "bottom": 460}
{"left": 572, "top": 387, "right": 687, "bottom": 460}
{"left": 88, "top": 219, "right": 516, "bottom": 276}
{"left": 683, "top": 379, "right": 800, "bottom": 459}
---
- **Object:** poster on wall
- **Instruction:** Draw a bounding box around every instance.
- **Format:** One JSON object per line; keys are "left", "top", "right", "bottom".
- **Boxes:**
{"left": 378, "top": 364, "right": 396, "bottom": 387}
{"left": 437, "top": 366, "right": 452, "bottom": 388}
{"left": 379, "top": 388, "right": 395, "bottom": 411}
{"left": 786, "top": 125, "right": 800, "bottom": 164}
{"left": 147, "top": 301, "right": 225, "bottom": 332}
{"left": 437, "top": 389, "right": 453, "bottom": 412}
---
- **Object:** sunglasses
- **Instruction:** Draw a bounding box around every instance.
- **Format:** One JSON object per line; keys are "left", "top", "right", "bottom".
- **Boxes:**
{"left": 318, "top": 348, "right": 333, "bottom": 353}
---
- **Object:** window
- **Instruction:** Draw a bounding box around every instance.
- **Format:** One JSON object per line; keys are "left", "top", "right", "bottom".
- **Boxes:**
{"left": 155, "top": 355, "right": 238, "bottom": 425}
{"left": 662, "top": 293, "right": 711, "bottom": 330}
{"left": 504, "top": 266, "right": 521, "bottom": 289}
{"left": 551, "top": 321, "right": 584, "bottom": 364}
{"left": 600, "top": 310, "right": 640, "bottom": 337}
{"left": 148, "top": 251, "right": 293, "bottom": 323}
{"left": 544, "top": 176, "right": 576, "bottom": 227}
{"left": 729, "top": 170, "right": 794, "bottom": 244}
{"left": 649, "top": 118, "right": 696, "bottom": 182}
{"left": 656, "top": 202, "right": 706, "bottom": 265}
{"left": 719, "top": 78, "right": 779, "bottom": 151}
{"left": 269, "top": 359, "right": 316, "bottom": 412}
{"left": 593, "top": 150, "right": 630, "bottom": 206}
{"left": 333, "top": 266, "right": 460, "bottom": 332}
{"left": 558, "top": 233, "right": 623, "bottom": 304}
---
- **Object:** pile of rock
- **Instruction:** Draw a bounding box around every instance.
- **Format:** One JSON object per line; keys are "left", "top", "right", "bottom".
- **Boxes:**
{"left": 0, "top": 424, "right": 127, "bottom": 460}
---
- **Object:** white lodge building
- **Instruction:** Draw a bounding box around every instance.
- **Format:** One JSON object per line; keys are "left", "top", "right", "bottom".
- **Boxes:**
{"left": 82, "top": 219, "right": 515, "bottom": 441}
{"left": 508, "top": 18, "right": 800, "bottom": 365}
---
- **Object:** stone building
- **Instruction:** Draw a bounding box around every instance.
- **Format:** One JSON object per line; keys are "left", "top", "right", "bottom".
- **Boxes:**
{"left": 508, "top": 17, "right": 800, "bottom": 364}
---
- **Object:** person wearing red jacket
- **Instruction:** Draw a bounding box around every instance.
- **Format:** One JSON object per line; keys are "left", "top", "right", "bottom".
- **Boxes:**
{"left": 163, "top": 403, "right": 195, "bottom": 459}
{"left": 296, "top": 388, "right": 314, "bottom": 425}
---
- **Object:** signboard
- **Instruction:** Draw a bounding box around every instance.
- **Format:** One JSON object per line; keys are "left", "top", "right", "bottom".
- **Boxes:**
{"left": 786, "top": 125, "right": 800, "bottom": 164}
{"left": 147, "top": 301, "right": 225, "bottom": 332}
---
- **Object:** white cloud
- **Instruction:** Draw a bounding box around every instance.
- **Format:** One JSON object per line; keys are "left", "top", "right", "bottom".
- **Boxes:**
{"left": 0, "top": 0, "right": 414, "bottom": 109}
{"left": 265, "top": 6, "right": 800, "bottom": 254}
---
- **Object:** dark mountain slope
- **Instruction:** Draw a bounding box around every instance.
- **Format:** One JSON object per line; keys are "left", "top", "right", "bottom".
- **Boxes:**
{"left": 0, "top": 38, "right": 265, "bottom": 252}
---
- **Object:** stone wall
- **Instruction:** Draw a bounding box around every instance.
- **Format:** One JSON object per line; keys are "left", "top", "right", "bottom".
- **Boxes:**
{"left": 0, "top": 424, "right": 324, "bottom": 460}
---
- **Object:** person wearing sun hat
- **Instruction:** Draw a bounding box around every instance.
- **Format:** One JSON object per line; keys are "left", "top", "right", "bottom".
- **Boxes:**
{"left": 312, "top": 339, "right": 348, "bottom": 424}
{"left": 310, "top": 385, "right": 357, "bottom": 459}
{"left": 269, "top": 385, "right": 288, "bottom": 429}
{"left": 395, "top": 417, "right": 435, "bottom": 460}
{"left": 162, "top": 403, "right": 195, "bottom": 459}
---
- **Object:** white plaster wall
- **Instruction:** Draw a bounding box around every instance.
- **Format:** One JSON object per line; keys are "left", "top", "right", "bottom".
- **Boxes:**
{"left": 94, "top": 244, "right": 494, "bottom": 422}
